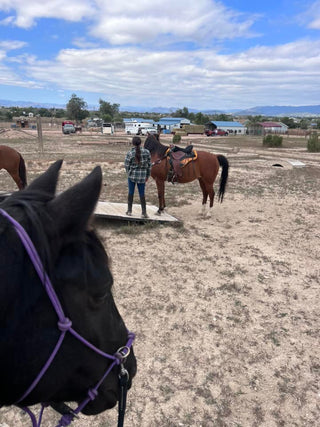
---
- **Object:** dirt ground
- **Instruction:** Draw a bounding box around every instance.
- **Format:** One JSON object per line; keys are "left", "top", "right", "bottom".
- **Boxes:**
{"left": 0, "top": 129, "right": 319, "bottom": 426}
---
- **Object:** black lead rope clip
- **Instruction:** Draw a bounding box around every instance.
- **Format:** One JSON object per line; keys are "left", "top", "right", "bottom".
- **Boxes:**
{"left": 118, "top": 364, "right": 129, "bottom": 427}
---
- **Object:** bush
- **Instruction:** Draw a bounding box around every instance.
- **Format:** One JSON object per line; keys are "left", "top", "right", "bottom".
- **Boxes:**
{"left": 263, "top": 134, "right": 283, "bottom": 147}
{"left": 172, "top": 134, "right": 181, "bottom": 144}
{"left": 307, "top": 132, "right": 320, "bottom": 152}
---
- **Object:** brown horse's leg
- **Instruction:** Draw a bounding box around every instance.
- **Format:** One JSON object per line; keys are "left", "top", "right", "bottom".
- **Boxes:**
{"left": 10, "top": 172, "right": 24, "bottom": 190}
{"left": 208, "top": 185, "right": 215, "bottom": 208}
{"left": 198, "top": 178, "right": 208, "bottom": 205}
{"left": 198, "top": 178, "right": 208, "bottom": 216}
{"left": 155, "top": 178, "right": 165, "bottom": 214}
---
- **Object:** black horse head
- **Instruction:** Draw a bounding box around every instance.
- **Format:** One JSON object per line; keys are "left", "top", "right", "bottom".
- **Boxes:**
{"left": 144, "top": 134, "right": 167, "bottom": 157}
{"left": 0, "top": 160, "right": 136, "bottom": 416}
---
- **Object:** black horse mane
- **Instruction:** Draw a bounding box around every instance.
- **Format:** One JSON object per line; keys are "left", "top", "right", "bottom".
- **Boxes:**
{"left": 0, "top": 190, "right": 110, "bottom": 286}
{"left": 144, "top": 134, "right": 168, "bottom": 157}
{"left": 1, "top": 190, "right": 59, "bottom": 279}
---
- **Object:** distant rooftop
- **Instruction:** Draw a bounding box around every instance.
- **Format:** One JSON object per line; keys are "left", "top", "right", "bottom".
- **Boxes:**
{"left": 259, "top": 122, "right": 287, "bottom": 127}
{"left": 159, "top": 117, "right": 189, "bottom": 122}
{"left": 210, "top": 121, "right": 245, "bottom": 127}
{"left": 123, "top": 118, "right": 155, "bottom": 123}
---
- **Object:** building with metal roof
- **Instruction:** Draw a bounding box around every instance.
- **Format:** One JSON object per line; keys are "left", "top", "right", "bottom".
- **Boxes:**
{"left": 247, "top": 121, "right": 288, "bottom": 136}
{"left": 123, "top": 118, "right": 155, "bottom": 123}
{"left": 206, "top": 121, "right": 246, "bottom": 135}
{"left": 123, "top": 117, "right": 197, "bottom": 134}
{"left": 157, "top": 117, "right": 191, "bottom": 133}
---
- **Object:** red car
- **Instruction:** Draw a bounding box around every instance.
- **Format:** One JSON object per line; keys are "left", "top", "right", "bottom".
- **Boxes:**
{"left": 205, "top": 129, "right": 228, "bottom": 136}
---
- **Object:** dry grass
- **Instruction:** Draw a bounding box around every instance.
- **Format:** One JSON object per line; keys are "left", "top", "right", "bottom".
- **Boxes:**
{"left": 0, "top": 130, "right": 319, "bottom": 426}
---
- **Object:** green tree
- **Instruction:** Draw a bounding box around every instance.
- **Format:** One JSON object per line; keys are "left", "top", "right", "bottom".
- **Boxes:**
{"left": 188, "top": 112, "right": 196, "bottom": 122}
{"left": 299, "top": 119, "right": 309, "bottom": 130}
{"left": 281, "top": 117, "right": 297, "bottom": 129}
{"left": 98, "top": 99, "right": 120, "bottom": 122}
{"left": 0, "top": 108, "right": 13, "bottom": 120}
{"left": 172, "top": 107, "right": 190, "bottom": 118}
{"left": 212, "top": 113, "right": 233, "bottom": 121}
{"left": 6, "top": 110, "right": 13, "bottom": 120}
{"left": 66, "top": 94, "right": 89, "bottom": 122}
{"left": 55, "top": 109, "right": 66, "bottom": 118}
{"left": 246, "top": 115, "right": 264, "bottom": 124}
{"left": 194, "top": 112, "right": 210, "bottom": 125}
{"left": 38, "top": 107, "right": 51, "bottom": 117}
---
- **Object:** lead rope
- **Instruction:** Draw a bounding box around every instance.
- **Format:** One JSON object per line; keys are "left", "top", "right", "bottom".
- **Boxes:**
{"left": 118, "top": 365, "right": 129, "bottom": 427}
{"left": 0, "top": 209, "right": 135, "bottom": 427}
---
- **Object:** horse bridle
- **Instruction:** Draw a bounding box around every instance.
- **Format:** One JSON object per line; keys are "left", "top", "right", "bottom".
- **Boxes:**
{"left": 151, "top": 147, "right": 171, "bottom": 166}
{"left": 0, "top": 208, "right": 135, "bottom": 427}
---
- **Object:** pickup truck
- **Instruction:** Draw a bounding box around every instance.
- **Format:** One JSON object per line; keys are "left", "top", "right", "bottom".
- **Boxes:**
{"left": 140, "top": 128, "right": 158, "bottom": 135}
{"left": 205, "top": 129, "right": 228, "bottom": 136}
{"left": 62, "top": 123, "right": 76, "bottom": 134}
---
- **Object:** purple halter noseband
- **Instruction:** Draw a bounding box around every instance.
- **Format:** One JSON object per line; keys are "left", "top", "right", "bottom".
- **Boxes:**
{"left": 0, "top": 208, "right": 135, "bottom": 427}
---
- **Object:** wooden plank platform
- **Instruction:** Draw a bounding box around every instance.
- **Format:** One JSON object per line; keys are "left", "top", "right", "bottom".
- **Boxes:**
{"left": 0, "top": 194, "right": 180, "bottom": 223}
{"left": 95, "top": 201, "right": 180, "bottom": 223}
{"left": 0, "top": 192, "right": 12, "bottom": 202}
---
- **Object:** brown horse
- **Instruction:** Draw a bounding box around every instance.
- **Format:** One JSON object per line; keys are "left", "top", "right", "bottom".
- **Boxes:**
{"left": 0, "top": 145, "right": 27, "bottom": 190}
{"left": 144, "top": 134, "right": 229, "bottom": 216}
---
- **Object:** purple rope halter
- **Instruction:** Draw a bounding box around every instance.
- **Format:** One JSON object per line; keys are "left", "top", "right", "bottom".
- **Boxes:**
{"left": 0, "top": 208, "right": 135, "bottom": 427}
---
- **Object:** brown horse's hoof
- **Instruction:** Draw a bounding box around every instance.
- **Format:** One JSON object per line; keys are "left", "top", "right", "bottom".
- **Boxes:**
{"left": 155, "top": 210, "right": 162, "bottom": 216}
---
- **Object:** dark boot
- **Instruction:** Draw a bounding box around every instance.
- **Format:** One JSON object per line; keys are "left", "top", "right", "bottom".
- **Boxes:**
{"left": 140, "top": 195, "right": 149, "bottom": 218}
{"left": 126, "top": 194, "right": 133, "bottom": 216}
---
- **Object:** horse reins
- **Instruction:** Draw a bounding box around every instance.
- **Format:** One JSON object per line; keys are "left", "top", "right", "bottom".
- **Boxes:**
{"left": 0, "top": 208, "right": 135, "bottom": 427}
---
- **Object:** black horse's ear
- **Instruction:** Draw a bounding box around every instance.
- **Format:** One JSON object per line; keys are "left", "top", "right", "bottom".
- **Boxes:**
{"left": 48, "top": 166, "right": 102, "bottom": 233}
{"left": 26, "top": 160, "right": 63, "bottom": 195}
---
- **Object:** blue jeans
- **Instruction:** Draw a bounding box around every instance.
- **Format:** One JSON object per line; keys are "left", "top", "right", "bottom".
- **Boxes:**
{"left": 128, "top": 179, "right": 145, "bottom": 197}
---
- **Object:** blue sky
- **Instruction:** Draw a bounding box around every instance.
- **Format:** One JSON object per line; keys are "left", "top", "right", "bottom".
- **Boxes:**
{"left": 1, "top": 0, "right": 320, "bottom": 110}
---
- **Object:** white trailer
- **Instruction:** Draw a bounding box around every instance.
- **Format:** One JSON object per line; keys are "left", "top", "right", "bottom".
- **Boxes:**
{"left": 102, "top": 123, "right": 114, "bottom": 134}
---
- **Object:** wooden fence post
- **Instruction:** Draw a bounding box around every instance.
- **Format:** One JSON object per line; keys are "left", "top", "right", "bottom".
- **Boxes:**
{"left": 36, "top": 115, "right": 43, "bottom": 153}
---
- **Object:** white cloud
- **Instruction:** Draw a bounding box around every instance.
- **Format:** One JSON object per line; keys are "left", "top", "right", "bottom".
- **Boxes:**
{"left": 19, "top": 39, "right": 320, "bottom": 109}
{"left": 90, "top": 0, "right": 258, "bottom": 45}
{"left": 0, "top": 40, "right": 27, "bottom": 50}
{"left": 0, "top": 0, "right": 257, "bottom": 43}
{"left": 0, "top": 15, "right": 15, "bottom": 25}
{"left": 0, "top": 60, "right": 40, "bottom": 88}
{"left": 72, "top": 37, "right": 98, "bottom": 49}
{"left": 300, "top": 0, "right": 320, "bottom": 29}
{"left": 0, "top": 0, "right": 94, "bottom": 28}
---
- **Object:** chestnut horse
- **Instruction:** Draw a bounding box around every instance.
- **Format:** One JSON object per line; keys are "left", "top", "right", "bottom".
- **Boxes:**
{"left": 144, "top": 134, "right": 229, "bottom": 216}
{"left": 0, "top": 145, "right": 27, "bottom": 190}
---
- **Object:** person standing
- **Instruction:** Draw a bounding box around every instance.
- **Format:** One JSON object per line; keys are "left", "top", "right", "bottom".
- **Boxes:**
{"left": 124, "top": 136, "right": 151, "bottom": 218}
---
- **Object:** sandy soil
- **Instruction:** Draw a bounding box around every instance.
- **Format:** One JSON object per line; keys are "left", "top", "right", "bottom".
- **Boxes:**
{"left": 0, "top": 130, "right": 319, "bottom": 426}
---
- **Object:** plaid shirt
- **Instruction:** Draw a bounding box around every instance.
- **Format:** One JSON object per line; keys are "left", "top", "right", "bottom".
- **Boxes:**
{"left": 125, "top": 147, "right": 151, "bottom": 183}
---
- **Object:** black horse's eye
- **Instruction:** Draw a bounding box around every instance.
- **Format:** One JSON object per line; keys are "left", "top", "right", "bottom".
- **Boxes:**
{"left": 89, "top": 291, "right": 109, "bottom": 308}
{"left": 94, "top": 293, "right": 108, "bottom": 303}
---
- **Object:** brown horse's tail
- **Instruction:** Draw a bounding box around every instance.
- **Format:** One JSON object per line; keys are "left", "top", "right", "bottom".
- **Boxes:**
{"left": 18, "top": 154, "right": 27, "bottom": 189}
{"left": 217, "top": 154, "right": 229, "bottom": 202}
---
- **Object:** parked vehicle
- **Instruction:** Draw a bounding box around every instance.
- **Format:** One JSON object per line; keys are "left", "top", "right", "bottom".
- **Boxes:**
{"left": 216, "top": 129, "right": 229, "bottom": 136}
{"left": 126, "top": 127, "right": 140, "bottom": 135}
{"left": 140, "top": 127, "right": 158, "bottom": 135}
{"left": 62, "top": 123, "right": 76, "bottom": 134}
{"left": 101, "top": 123, "right": 114, "bottom": 134}
{"left": 205, "top": 129, "right": 228, "bottom": 136}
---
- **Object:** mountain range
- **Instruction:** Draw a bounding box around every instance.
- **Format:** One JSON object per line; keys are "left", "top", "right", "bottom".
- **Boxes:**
{"left": 235, "top": 105, "right": 320, "bottom": 117}
{"left": 1, "top": 99, "right": 320, "bottom": 117}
